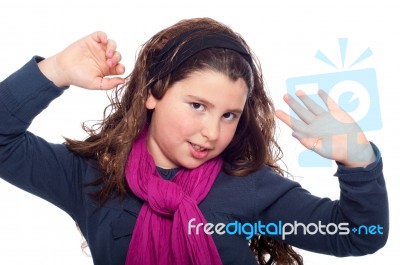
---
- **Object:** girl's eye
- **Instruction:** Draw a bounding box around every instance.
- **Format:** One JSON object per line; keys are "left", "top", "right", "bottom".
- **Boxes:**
{"left": 191, "top": 103, "right": 205, "bottom": 111}
{"left": 223, "top": 112, "right": 236, "bottom": 121}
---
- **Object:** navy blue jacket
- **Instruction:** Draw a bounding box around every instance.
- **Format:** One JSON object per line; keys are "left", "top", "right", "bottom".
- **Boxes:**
{"left": 0, "top": 57, "right": 389, "bottom": 264}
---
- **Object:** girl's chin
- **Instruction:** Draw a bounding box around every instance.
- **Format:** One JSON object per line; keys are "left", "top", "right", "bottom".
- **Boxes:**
{"left": 177, "top": 158, "right": 209, "bottom": 170}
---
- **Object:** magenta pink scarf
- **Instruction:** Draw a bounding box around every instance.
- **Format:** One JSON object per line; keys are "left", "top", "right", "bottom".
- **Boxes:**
{"left": 124, "top": 128, "right": 223, "bottom": 265}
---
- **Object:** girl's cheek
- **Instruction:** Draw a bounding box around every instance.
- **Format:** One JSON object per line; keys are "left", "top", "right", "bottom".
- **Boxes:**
{"left": 220, "top": 130, "right": 235, "bottom": 149}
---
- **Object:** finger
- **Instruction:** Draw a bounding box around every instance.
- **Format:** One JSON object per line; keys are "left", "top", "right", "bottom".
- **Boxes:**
{"left": 275, "top": 110, "right": 307, "bottom": 132}
{"left": 283, "top": 94, "right": 315, "bottom": 124}
{"left": 318, "top": 89, "right": 341, "bottom": 111}
{"left": 106, "top": 77, "right": 126, "bottom": 88}
{"left": 92, "top": 31, "right": 108, "bottom": 44}
{"left": 109, "top": 63, "right": 126, "bottom": 76}
{"left": 296, "top": 90, "right": 326, "bottom": 115}
{"left": 318, "top": 89, "right": 357, "bottom": 124}
{"left": 107, "top": 51, "right": 122, "bottom": 68}
{"left": 292, "top": 131, "right": 323, "bottom": 150}
{"left": 96, "top": 77, "right": 125, "bottom": 90}
{"left": 106, "top": 39, "right": 117, "bottom": 59}
{"left": 112, "top": 51, "right": 122, "bottom": 63}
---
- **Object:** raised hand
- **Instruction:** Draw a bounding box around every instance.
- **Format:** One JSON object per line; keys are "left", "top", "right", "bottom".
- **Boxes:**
{"left": 38, "top": 31, "right": 125, "bottom": 89}
{"left": 275, "top": 89, "right": 376, "bottom": 168}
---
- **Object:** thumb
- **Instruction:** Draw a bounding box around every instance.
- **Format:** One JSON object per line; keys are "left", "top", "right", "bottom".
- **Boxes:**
{"left": 95, "top": 76, "right": 125, "bottom": 90}
{"left": 292, "top": 131, "right": 322, "bottom": 151}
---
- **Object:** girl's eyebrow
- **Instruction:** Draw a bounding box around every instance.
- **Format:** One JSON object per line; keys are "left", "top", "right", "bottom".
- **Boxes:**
{"left": 186, "top": 95, "right": 243, "bottom": 114}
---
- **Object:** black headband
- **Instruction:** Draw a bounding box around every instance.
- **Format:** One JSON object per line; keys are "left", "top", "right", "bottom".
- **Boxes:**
{"left": 148, "top": 28, "right": 253, "bottom": 81}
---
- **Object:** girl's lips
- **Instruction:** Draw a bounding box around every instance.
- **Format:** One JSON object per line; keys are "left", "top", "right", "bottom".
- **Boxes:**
{"left": 189, "top": 142, "right": 209, "bottom": 159}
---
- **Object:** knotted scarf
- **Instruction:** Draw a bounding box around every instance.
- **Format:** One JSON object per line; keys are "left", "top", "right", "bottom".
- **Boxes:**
{"left": 124, "top": 128, "right": 223, "bottom": 265}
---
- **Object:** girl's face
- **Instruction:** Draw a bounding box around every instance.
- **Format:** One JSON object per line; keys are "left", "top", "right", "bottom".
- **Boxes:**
{"left": 145, "top": 70, "right": 248, "bottom": 169}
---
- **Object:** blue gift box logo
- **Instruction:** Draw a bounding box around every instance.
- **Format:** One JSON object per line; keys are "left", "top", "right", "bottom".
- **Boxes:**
{"left": 286, "top": 39, "right": 382, "bottom": 167}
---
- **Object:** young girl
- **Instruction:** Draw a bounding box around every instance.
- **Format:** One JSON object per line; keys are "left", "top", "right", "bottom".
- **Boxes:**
{"left": 0, "top": 18, "right": 388, "bottom": 265}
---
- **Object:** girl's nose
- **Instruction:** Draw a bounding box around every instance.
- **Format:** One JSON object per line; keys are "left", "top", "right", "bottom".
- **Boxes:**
{"left": 201, "top": 119, "right": 220, "bottom": 141}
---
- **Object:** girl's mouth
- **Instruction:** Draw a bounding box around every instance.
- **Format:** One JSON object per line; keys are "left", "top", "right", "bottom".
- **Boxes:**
{"left": 189, "top": 142, "right": 209, "bottom": 159}
{"left": 191, "top": 143, "right": 207, "bottom": 151}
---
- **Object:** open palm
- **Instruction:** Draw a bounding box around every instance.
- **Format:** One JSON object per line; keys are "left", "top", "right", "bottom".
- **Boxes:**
{"left": 275, "top": 89, "right": 375, "bottom": 168}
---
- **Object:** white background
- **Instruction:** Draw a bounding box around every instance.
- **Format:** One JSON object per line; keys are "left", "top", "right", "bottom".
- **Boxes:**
{"left": 1, "top": 0, "right": 399, "bottom": 264}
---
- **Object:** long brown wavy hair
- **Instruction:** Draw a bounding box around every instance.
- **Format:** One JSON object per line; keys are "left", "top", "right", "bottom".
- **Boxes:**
{"left": 65, "top": 18, "right": 303, "bottom": 265}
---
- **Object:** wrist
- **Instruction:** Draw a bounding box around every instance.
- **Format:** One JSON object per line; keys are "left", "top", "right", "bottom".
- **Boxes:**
{"left": 339, "top": 142, "right": 376, "bottom": 168}
{"left": 38, "top": 55, "right": 69, "bottom": 88}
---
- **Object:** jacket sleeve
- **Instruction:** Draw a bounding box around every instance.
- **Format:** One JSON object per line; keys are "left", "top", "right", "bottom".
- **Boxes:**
{"left": 0, "top": 57, "right": 87, "bottom": 220}
{"left": 254, "top": 144, "right": 388, "bottom": 257}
